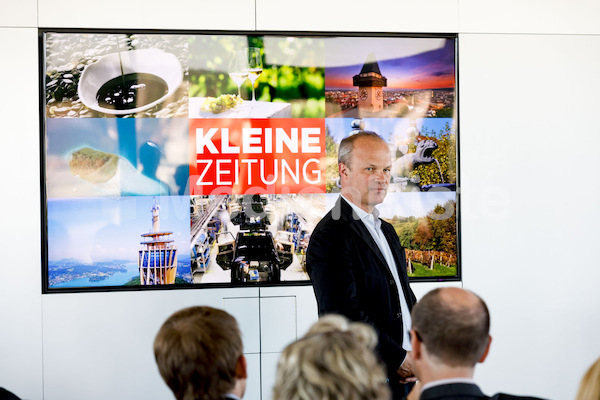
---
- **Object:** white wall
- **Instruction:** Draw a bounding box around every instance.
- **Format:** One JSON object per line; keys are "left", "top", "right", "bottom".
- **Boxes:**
{"left": 2, "top": 1, "right": 600, "bottom": 400}
{"left": 460, "top": 32, "right": 600, "bottom": 397}
{"left": 0, "top": 25, "right": 43, "bottom": 400}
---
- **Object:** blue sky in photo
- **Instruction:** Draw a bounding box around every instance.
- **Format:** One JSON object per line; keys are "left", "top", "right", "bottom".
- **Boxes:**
{"left": 326, "top": 118, "right": 454, "bottom": 143}
{"left": 325, "top": 192, "right": 456, "bottom": 219}
{"left": 47, "top": 196, "right": 190, "bottom": 262}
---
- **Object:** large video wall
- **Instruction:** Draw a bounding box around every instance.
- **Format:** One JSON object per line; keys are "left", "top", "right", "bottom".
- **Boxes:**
{"left": 41, "top": 30, "right": 459, "bottom": 292}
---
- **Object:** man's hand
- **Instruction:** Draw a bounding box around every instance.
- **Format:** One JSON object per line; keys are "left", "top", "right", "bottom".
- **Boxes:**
{"left": 406, "top": 380, "right": 422, "bottom": 400}
{"left": 397, "top": 351, "right": 418, "bottom": 383}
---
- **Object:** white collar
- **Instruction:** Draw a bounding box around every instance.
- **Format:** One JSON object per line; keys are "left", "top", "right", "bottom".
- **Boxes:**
{"left": 341, "top": 195, "right": 379, "bottom": 221}
{"left": 421, "top": 377, "right": 477, "bottom": 394}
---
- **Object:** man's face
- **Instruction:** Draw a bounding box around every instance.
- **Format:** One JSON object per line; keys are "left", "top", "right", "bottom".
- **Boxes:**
{"left": 340, "top": 136, "right": 391, "bottom": 212}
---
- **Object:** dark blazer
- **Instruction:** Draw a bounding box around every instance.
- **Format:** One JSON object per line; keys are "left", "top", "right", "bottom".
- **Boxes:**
{"left": 417, "top": 383, "right": 546, "bottom": 400}
{"left": 306, "top": 196, "right": 417, "bottom": 396}
{"left": 0, "top": 388, "right": 21, "bottom": 400}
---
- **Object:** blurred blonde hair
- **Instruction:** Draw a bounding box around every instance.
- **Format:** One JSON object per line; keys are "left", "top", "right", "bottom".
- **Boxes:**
{"left": 273, "top": 314, "right": 390, "bottom": 400}
{"left": 576, "top": 356, "right": 600, "bottom": 400}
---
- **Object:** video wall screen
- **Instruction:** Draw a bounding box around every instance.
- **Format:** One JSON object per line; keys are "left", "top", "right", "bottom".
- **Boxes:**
{"left": 41, "top": 30, "right": 459, "bottom": 292}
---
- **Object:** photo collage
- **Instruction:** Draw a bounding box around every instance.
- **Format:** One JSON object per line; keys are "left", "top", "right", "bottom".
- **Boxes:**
{"left": 42, "top": 31, "right": 458, "bottom": 291}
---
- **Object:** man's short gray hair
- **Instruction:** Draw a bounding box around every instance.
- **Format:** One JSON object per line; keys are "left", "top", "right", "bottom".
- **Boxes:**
{"left": 338, "top": 131, "right": 386, "bottom": 168}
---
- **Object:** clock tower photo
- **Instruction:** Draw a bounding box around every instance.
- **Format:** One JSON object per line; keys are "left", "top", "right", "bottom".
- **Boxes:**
{"left": 353, "top": 53, "right": 387, "bottom": 113}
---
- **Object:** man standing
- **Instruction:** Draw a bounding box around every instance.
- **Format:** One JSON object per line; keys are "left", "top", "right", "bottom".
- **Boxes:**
{"left": 408, "top": 288, "right": 544, "bottom": 400}
{"left": 307, "top": 131, "right": 417, "bottom": 399}
{"left": 153, "top": 306, "right": 247, "bottom": 400}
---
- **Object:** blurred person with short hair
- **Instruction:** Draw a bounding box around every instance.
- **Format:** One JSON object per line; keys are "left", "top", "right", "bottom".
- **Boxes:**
{"left": 0, "top": 388, "right": 21, "bottom": 400}
{"left": 407, "top": 288, "right": 544, "bottom": 400}
{"left": 154, "top": 306, "right": 247, "bottom": 400}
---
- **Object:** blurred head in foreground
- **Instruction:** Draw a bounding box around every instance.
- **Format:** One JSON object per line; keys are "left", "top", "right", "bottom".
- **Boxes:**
{"left": 154, "top": 306, "right": 247, "bottom": 400}
{"left": 273, "top": 314, "right": 390, "bottom": 400}
{"left": 410, "top": 287, "right": 491, "bottom": 382}
{"left": 576, "top": 356, "right": 600, "bottom": 400}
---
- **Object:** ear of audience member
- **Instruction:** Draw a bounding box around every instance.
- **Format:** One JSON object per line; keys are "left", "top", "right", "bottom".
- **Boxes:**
{"left": 154, "top": 306, "right": 247, "bottom": 400}
{"left": 273, "top": 314, "right": 391, "bottom": 400}
{"left": 576, "top": 356, "right": 600, "bottom": 400}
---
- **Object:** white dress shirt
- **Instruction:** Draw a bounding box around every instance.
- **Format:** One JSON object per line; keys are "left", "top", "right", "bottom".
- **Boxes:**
{"left": 341, "top": 195, "right": 413, "bottom": 353}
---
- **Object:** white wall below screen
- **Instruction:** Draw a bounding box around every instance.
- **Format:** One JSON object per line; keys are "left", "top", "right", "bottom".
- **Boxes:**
{"left": 411, "top": 281, "right": 462, "bottom": 300}
{"left": 41, "top": 288, "right": 261, "bottom": 400}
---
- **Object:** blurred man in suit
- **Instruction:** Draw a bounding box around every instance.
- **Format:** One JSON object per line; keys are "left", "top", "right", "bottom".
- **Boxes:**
{"left": 0, "top": 388, "right": 21, "bottom": 400}
{"left": 407, "top": 287, "right": 544, "bottom": 400}
{"left": 154, "top": 306, "right": 247, "bottom": 400}
{"left": 307, "top": 131, "right": 417, "bottom": 399}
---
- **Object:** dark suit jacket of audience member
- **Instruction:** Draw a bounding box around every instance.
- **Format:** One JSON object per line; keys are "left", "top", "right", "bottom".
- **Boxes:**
{"left": 307, "top": 197, "right": 417, "bottom": 394}
{"left": 0, "top": 388, "right": 21, "bottom": 400}
{"left": 414, "top": 383, "right": 547, "bottom": 400}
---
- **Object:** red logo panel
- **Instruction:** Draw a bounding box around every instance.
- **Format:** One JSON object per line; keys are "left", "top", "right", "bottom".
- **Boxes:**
{"left": 189, "top": 119, "right": 326, "bottom": 195}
